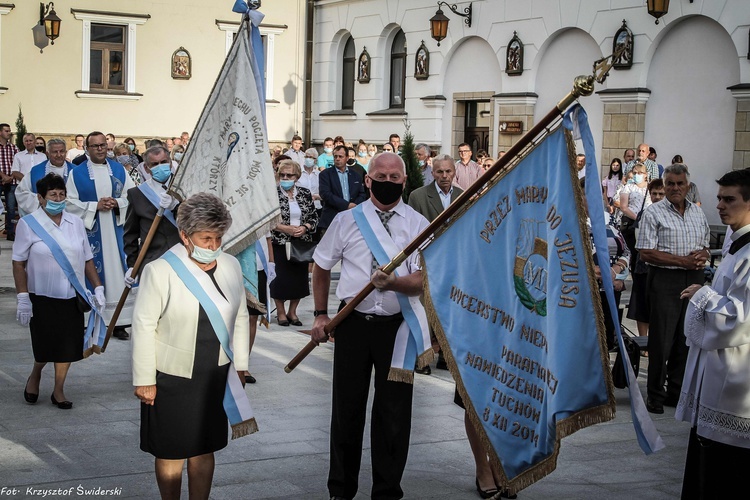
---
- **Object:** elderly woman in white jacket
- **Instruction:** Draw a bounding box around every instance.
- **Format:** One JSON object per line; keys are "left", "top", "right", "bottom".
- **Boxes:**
{"left": 132, "top": 192, "right": 255, "bottom": 500}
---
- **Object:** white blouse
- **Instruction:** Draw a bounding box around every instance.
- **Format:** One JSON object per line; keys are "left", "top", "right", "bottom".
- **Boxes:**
{"left": 12, "top": 209, "right": 93, "bottom": 299}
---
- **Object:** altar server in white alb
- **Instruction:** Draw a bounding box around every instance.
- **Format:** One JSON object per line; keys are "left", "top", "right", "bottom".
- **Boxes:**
{"left": 677, "top": 169, "right": 750, "bottom": 498}
{"left": 65, "top": 131, "right": 136, "bottom": 340}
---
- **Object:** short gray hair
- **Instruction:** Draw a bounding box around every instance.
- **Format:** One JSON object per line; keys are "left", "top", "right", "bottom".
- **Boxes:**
{"left": 432, "top": 154, "right": 455, "bottom": 170}
{"left": 46, "top": 138, "right": 66, "bottom": 149}
{"left": 177, "top": 193, "right": 232, "bottom": 237}
{"left": 369, "top": 151, "right": 405, "bottom": 174}
{"left": 143, "top": 146, "right": 170, "bottom": 166}
{"left": 664, "top": 163, "right": 689, "bottom": 178}
{"left": 415, "top": 143, "right": 430, "bottom": 155}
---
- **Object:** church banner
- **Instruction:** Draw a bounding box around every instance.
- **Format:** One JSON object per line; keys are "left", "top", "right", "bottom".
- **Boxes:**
{"left": 170, "top": 10, "right": 280, "bottom": 256}
{"left": 421, "top": 123, "right": 615, "bottom": 493}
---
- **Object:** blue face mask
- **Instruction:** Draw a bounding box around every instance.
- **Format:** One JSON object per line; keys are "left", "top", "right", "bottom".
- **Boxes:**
{"left": 128, "top": 144, "right": 135, "bottom": 152}
{"left": 358, "top": 151, "right": 366, "bottom": 157}
{"left": 418, "top": 160, "right": 425, "bottom": 167}
{"left": 304, "top": 158, "right": 315, "bottom": 168}
{"left": 189, "top": 237, "right": 222, "bottom": 264}
{"left": 324, "top": 147, "right": 333, "bottom": 154}
{"left": 634, "top": 174, "right": 645, "bottom": 184}
{"left": 44, "top": 199, "right": 66, "bottom": 216}
{"left": 150, "top": 163, "right": 172, "bottom": 183}
{"left": 280, "top": 180, "right": 295, "bottom": 190}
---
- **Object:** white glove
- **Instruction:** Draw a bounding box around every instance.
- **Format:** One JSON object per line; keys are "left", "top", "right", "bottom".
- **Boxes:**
{"left": 124, "top": 267, "right": 138, "bottom": 288}
{"left": 266, "top": 262, "right": 276, "bottom": 283}
{"left": 94, "top": 286, "right": 106, "bottom": 309}
{"left": 159, "top": 192, "right": 178, "bottom": 210}
{"left": 16, "top": 292, "right": 32, "bottom": 326}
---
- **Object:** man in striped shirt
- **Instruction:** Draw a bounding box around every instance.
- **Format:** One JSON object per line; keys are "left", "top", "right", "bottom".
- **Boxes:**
{"left": 637, "top": 163, "right": 710, "bottom": 414}
{"left": 0, "top": 123, "right": 19, "bottom": 240}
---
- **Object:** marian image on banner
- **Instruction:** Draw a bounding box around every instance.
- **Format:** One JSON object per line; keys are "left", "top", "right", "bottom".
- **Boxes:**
{"left": 420, "top": 124, "right": 615, "bottom": 493}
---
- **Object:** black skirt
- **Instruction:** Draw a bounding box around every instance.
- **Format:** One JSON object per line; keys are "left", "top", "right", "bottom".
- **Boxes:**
{"left": 29, "top": 294, "right": 84, "bottom": 363}
{"left": 270, "top": 243, "right": 310, "bottom": 301}
{"left": 247, "top": 270, "right": 267, "bottom": 316}
{"left": 626, "top": 272, "right": 650, "bottom": 323}
{"left": 140, "top": 270, "right": 231, "bottom": 459}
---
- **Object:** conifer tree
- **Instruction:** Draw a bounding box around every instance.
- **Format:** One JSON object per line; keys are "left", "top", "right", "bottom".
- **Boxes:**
{"left": 15, "top": 105, "right": 27, "bottom": 151}
{"left": 401, "top": 128, "right": 424, "bottom": 202}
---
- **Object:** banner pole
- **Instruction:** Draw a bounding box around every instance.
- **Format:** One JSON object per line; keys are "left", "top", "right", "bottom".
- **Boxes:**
{"left": 284, "top": 74, "right": 599, "bottom": 373}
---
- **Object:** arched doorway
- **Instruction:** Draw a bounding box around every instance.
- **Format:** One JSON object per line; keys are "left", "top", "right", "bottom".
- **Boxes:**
{"left": 644, "top": 15, "right": 739, "bottom": 224}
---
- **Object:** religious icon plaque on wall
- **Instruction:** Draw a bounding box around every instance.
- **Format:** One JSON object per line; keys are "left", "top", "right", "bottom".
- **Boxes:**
{"left": 358, "top": 47, "right": 371, "bottom": 84}
{"left": 506, "top": 32, "right": 523, "bottom": 76}
{"left": 415, "top": 41, "right": 430, "bottom": 80}
{"left": 612, "top": 20, "right": 633, "bottom": 69}
{"left": 171, "top": 47, "right": 192, "bottom": 80}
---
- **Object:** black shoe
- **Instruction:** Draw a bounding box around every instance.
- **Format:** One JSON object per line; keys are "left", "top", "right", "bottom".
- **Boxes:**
{"left": 277, "top": 317, "right": 290, "bottom": 327}
{"left": 288, "top": 317, "right": 303, "bottom": 327}
{"left": 244, "top": 373, "right": 256, "bottom": 384}
{"left": 646, "top": 398, "right": 664, "bottom": 414}
{"left": 415, "top": 365, "right": 431, "bottom": 375}
{"left": 23, "top": 378, "right": 38, "bottom": 404}
{"left": 51, "top": 394, "right": 73, "bottom": 410}
{"left": 113, "top": 327, "right": 129, "bottom": 340}
{"left": 476, "top": 478, "right": 500, "bottom": 499}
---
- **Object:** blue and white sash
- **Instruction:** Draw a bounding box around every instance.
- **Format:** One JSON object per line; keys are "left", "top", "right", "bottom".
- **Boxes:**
{"left": 162, "top": 247, "right": 257, "bottom": 439}
{"left": 23, "top": 212, "right": 107, "bottom": 353}
{"left": 137, "top": 182, "right": 177, "bottom": 227}
{"left": 71, "top": 159, "right": 128, "bottom": 290}
{"left": 352, "top": 204, "right": 432, "bottom": 383}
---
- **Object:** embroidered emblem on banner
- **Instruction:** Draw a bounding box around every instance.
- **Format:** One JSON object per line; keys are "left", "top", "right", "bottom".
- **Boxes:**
{"left": 513, "top": 219, "right": 548, "bottom": 316}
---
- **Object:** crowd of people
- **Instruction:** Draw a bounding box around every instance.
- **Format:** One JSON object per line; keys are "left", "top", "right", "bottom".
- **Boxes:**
{"left": 3, "top": 120, "right": 747, "bottom": 499}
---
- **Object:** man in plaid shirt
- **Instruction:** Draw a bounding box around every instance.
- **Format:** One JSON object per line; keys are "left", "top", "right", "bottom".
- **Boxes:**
{"left": 0, "top": 123, "right": 19, "bottom": 240}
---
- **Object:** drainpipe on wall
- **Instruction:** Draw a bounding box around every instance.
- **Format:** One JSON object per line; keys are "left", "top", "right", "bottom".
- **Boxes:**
{"left": 303, "top": 0, "right": 314, "bottom": 147}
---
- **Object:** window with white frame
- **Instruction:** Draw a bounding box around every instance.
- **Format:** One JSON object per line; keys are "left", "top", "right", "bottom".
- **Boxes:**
{"left": 390, "top": 29, "right": 407, "bottom": 109}
{"left": 216, "top": 20, "right": 286, "bottom": 102}
{"left": 341, "top": 36, "right": 355, "bottom": 110}
{"left": 72, "top": 9, "right": 150, "bottom": 99}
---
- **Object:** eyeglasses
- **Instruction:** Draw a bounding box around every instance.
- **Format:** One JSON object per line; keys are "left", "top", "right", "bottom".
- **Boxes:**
{"left": 278, "top": 173, "right": 296, "bottom": 179}
{"left": 88, "top": 143, "right": 107, "bottom": 149}
{"left": 458, "top": 149, "right": 471, "bottom": 154}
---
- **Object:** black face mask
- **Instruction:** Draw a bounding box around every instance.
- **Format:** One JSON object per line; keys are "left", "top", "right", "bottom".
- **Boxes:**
{"left": 370, "top": 179, "right": 403, "bottom": 205}
{"left": 35, "top": 146, "right": 45, "bottom": 153}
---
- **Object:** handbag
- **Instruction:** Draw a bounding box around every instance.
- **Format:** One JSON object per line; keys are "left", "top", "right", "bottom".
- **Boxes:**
{"left": 612, "top": 336, "right": 640, "bottom": 389}
{"left": 286, "top": 238, "right": 317, "bottom": 263}
{"left": 76, "top": 292, "right": 92, "bottom": 313}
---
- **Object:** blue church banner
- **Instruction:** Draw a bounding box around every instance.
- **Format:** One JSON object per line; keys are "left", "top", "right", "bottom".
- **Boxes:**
{"left": 421, "top": 123, "right": 615, "bottom": 493}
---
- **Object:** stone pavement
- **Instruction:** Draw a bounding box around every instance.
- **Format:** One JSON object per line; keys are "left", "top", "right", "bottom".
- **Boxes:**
{"left": 0, "top": 236, "right": 691, "bottom": 499}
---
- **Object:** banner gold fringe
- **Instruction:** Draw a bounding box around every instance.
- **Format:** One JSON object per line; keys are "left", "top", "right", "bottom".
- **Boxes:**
{"left": 231, "top": 417, "right": 258, "bottom": 439}
{"left": 245, "top": 289, "right": 266, "bottom": 315}
{"left": 387, "top": 368, "right": 414, "bottom": 384}
{"left": 563, "top": 130, "right": 617, "bottom": 403}
{"left": 225, "top": 216, "right": 281, "bottom": 257}
{"left": 417, "top": 347, "right": 435, "bottom": 369}
{"left": 418, "top": 125, "right": 616, "bottom": 496}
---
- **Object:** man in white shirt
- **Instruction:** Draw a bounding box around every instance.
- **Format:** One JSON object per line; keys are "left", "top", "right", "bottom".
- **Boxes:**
{"left": 297, "top": 147, "right": 322, "bottom": 210}
{"left": 311, "top": 152, "right": 429, "bottom": 500}
{"left": 12, "top": 133, "right": 47, "bottom": 181}
{"left": 677, "top": 169, "right": 750, "bottom": 497}
{"left": 66, "top": 134, "right": 85, "bottom": 162}
{"left": 415, "top": 143, "right": 433, "bottom": 186}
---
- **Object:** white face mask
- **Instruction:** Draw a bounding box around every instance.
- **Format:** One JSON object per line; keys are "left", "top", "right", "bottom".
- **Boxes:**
{"left": 189, "top": 237, "right": 222, "bottom": 264}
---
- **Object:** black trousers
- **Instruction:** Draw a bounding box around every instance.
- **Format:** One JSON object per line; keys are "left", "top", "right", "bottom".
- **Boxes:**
{"left": 646, "top": 266, "right": 703, "bottom": 403}
{"left": 682, "top": 427, "right": 750, "bottom": 499}
{"left": 328, "top": 312, "right": 413, "bottom": 500}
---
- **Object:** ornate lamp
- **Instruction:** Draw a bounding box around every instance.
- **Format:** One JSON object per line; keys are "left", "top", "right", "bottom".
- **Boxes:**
{"left": 40, "top": 2, "right": 61, "bottom": 44}
{"left": 429, "top": 2, "right": 472, "bottom": 47}
{"left": 646, "top": 0, "right": 670, "bottom": 25}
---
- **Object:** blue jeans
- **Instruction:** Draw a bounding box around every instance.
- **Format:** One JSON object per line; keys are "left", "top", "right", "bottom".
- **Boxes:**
{"left": 3, "top": 183, "right": 16, "bottom": 237}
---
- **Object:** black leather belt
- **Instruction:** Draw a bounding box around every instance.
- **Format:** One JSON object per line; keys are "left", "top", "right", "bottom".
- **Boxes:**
{"left": 340, "top": 301, "right": 403, "bottom": 323}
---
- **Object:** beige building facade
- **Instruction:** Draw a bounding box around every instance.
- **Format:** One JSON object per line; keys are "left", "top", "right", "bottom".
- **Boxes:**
{"left": 0, "top": 1, "right": 306, "bottom": 148}
{"left": 311, "top": 0, "right": 750, "bottom": 224}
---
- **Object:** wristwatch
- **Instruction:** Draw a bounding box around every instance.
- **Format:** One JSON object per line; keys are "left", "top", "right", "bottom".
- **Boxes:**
{"left": 313, "top": 310, "right": 328, "bottom": 317}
